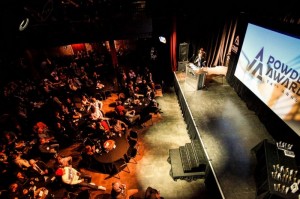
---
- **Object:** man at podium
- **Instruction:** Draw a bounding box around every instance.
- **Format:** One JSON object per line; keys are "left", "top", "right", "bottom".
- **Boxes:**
{"left": 194, "top": 48, "right": 206, "bottom": 67}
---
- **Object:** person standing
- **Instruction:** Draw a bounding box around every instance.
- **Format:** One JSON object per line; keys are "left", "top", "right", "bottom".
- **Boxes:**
{"left": 194, "top": 48, "right": 206, "bottom": 67}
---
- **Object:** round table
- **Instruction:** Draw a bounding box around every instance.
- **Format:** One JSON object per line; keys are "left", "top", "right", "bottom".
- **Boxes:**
{"left": 93, "top": 135, "right": 129, "bottom": 163}
{"left": 92, "top": 134, "right": 129, "bottom": 174}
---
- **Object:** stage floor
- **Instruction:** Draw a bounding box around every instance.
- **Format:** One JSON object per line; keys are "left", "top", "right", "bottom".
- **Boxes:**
{"left": 175, "top": 70, "right": 274, "bottom": 199}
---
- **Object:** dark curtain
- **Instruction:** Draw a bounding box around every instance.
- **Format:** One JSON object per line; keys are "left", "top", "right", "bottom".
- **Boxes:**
{"left": 170, "top": 16, "right": 177, "bottom": 72}
{"left": 204, "top": 16, "right": 238, "bottom": 69}
{"left": 109, "top": 40, "right": 118, "bottom": 68}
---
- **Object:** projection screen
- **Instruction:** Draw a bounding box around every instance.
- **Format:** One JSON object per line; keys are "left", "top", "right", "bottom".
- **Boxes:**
{"left": 234, "top": 23, "right": 300, "bottom": 136}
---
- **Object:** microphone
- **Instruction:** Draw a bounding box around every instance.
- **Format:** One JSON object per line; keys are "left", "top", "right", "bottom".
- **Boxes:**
{"left": 189, "top": 54, "right": 195, "bottom": 62}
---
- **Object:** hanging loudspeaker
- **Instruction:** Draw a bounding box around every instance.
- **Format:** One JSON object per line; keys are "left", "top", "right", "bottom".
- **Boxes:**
{"left": 179, "top": 43, "right": 189, "bottom": 61}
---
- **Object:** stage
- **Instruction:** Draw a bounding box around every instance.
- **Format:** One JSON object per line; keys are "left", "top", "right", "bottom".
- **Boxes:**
{"left": 174, "top": 69, "right": 275, "bottom": 199}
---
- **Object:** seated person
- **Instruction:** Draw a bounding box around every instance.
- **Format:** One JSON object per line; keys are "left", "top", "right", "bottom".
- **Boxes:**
{"left": 15, "top": 171, "right": 29, "bottom": 186}
{"left": 34, "top": 122, "right": 59, "bottom": 145}
{"left": 56, "top": 154, "right": 72, "bottom": 168}
{"left": 111, "top": 181, "right": 138, "bottom": 199}
{"left": 38, "top": 137, "right": 59, "bottom": 156}
{"left": 7, "top": 182, "right": 30, "bottom": 199}
{"left": 55, "top": 166, "right": 106, "bottom": 190}
{"left": 79, "top": 145, "right": 96, "bottom": 169}
{"left": 89, "top": 105, "right": 110, "bottom": 121}
{"left": 111, "top": 118, "right": 128, "bottom": 137}
{"left": 147, "top": 99, "right": 162, "bottom": 114}
{"left": 2, "top": 131, "right": 18, "bottom": 153}
{"left": 11, "top": 152, "right": 31, "bottom": 171}
{"left": 115, "top": 101, "right": 126, "bottom": 117}
{"left": 81, "top": 94, "right": 91, "bottom": 111}
{"left": 33, "top": 121, "right": 50, "bottom": 138}
{"left": 15, "top": 170, "right": 39, "bottom": 192}
{"left": 145, "top": 187, "right": 164, "bottom": 199}
{"left": 89, "top": 97, "right": 103, "bottom": 111}
{"left": 99, "top": 118, "right": 114, "bottom": 138}
{"left": 28, "top": 159, "right": 54, "bottom": 185}
{"left": 71, "top": 108, "right": 83, "bottom": 121}
{"left": 125, "top": 109, "right": 141, "bottom": 125}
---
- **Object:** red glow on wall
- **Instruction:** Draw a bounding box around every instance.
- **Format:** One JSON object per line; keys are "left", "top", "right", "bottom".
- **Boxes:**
{"left": 71, "top": 43, "right": 86, "bottom": 54}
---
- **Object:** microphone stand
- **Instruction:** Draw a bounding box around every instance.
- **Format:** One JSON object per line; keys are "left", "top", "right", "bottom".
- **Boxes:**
{"left": 189, "top": 54, "right": 195, "bottom": 62}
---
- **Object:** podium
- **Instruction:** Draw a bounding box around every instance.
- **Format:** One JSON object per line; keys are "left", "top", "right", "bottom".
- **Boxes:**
{"left": 185, "top": 63, "right": 207, "bottom": 90}
{"left": 178, "top": 61, "right": 189, "bottom": 72}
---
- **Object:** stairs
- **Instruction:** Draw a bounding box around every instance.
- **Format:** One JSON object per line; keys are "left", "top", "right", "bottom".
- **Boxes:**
{"left": 168, "top": 139, "right": 207, "bottom": 181}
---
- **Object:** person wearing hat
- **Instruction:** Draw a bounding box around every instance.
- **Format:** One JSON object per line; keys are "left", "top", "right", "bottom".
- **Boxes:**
{"left": 55, "top": 166, "right": 106, "bottom": 191}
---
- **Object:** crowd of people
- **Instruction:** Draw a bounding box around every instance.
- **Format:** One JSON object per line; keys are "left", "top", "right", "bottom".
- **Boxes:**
{"left": 0, "top": 50, "right": 163, "bottom": 198}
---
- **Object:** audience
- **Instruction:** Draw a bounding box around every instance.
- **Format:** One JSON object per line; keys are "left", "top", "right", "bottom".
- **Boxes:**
{"left": 0, "top": 52, "right": 163, "bottom": 198}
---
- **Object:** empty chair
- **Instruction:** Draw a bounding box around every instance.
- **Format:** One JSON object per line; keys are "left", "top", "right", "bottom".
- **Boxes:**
{"left": 125, "top": 146, "right": 138, "bottom": 164}
{"left": 111, "top": 158, "right": 130, "bottom": 179}
{"left": 129, "top": 130, "right": 138, "bottom": 139}
{"left": 140, "top": 113, "right": 153, "bottom": 126}
{"left": 127, "top": 131, "right": 139, "bottom": 149}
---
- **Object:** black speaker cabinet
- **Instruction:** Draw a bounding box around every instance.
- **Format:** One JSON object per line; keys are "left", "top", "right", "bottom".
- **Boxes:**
{"left": 179, "top": 43, "right": 189, "bottom": 61}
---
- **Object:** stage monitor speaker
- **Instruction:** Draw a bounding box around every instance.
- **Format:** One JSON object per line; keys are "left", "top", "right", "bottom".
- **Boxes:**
{"left": 178, "top": 61, "right": 188, "bottom": 72}
{"left": 179, "top": 43, "right": 189, "bottom": 61}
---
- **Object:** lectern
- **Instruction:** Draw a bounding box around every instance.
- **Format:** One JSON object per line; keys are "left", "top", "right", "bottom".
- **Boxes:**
{"left": 185, "top": 63, "right": 207, "bottom": 90}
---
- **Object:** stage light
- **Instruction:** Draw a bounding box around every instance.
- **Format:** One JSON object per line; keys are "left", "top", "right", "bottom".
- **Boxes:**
{"left": 159, "top": 36, "right": 166, "bottom": 44}
{"left": 19, "top": 18, "right": 30, "bottom": 31}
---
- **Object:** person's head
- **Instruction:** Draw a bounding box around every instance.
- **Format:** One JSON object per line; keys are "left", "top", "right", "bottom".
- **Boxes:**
{"left": 146, "top": 187, "right": 161, "bottom": 199}
{"left": 29, "top": 159, "right": 36, "bottom": 166}
{"left": 9, "top": 183, "right": 18, "bottom": 192}
{"left": 40, "top": 137, "right": 47, "bottom": 144}
{"left": 56, "top": 154, "right": 62, "bottom": 161}
{"left": 85, "top": 145, "right": 92, "bottom": 152}
{"left": 16, "top": 171, "right": 24, "bottom": 179}
{"left": 112, "top": 181, "right": 123, "bottom": 192}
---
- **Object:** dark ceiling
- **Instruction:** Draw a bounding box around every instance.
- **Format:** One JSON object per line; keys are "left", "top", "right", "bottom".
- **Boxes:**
{"left": 1, "top": 0, "right": 300, "bottom": 52}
